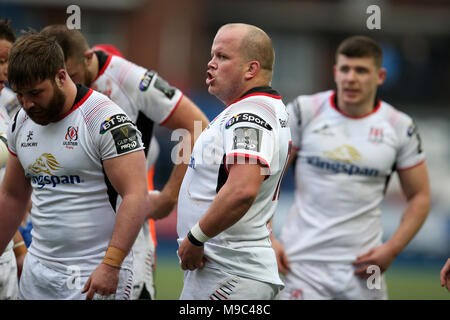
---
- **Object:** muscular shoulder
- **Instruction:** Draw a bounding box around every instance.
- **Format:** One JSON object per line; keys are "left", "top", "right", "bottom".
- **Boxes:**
{"left": 78, "top": 90, "right": 132, "bottom": 137}
{"left": 379, "top": 100, "right": 417, "bottom": 137}
{"left": 227, "top": 94, "right": 281, "bottom": 128}
{"left": 8, "top": 108, "right": 28, "bottom": 136}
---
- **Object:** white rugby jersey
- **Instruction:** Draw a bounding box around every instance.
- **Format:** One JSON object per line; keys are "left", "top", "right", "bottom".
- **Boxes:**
{"left": 0, "top": 92, "right": 11, "bottom": 172}
{"left": 0, "top": 89, "right": 13, "bottom": 262}
{"left": 0, "top": 87, "right": 21, "bottom": 118}
{"left": 280, "top": 90, "right": 425, "bottom": 263}
{"left": 91, "top": 51, "right": 183, "bottom": 157}
{"left": 7, "top": 85, "right": 144, "bottom": 275}
{"left": 177, "top": 87, "right": 292, "bottom": 285}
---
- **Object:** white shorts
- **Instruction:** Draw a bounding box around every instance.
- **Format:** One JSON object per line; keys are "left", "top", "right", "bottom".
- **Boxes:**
{"left": 0, "top": 250, "right": 19, "bottom": 300}
{"left": 18, "top": 253, "right": 134, "bottom": 300}
{"left": 278, "top": 261, "right": 388, "bottom": 300}
{"left": 180, "top": 266, "right": 281, "bottom": 300}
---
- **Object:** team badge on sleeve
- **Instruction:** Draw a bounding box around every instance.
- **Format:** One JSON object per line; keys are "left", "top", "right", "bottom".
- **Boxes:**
{"left": 100, "top": 114, "right": 133, "bottom": 134}
{"left": 111, "top": 124, "right": 142, "bottom": 154}
{"left": 139, "top": 70, "right": 156, "bottom": 92}
{"left": 407, "top": 122, "right": 423, "bottom": 154}
{"left": 154, "top": 77, "right": 176, "bottom": 99}
{"left": 407, "top": 122, "right": 417, "bottom": 137}
{"left": 232, "top": 127, "right": 261, "bottom": 152}
{"left": 225, "top": 113, "right": 272, "bottom": 131}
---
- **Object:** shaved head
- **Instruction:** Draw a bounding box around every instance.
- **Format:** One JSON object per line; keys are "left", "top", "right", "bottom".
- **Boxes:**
{"left": 219, "top": 23, "right": 274, "bottom": 76}
{"left": 208, "top": 23, "right": 275, "bottom": 104}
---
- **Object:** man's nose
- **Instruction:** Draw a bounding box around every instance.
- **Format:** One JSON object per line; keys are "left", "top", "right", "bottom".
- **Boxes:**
{"left": 21, "top": 96, "right": 35, "bottom": 110}
{"left": 207, "top": 57, "right": 216, "bottom": 69}
{"left": 345, "top": 69, "right": 357, "bottom": 81}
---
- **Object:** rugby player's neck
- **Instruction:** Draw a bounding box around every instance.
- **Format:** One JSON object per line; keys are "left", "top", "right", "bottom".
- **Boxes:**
{"left": 62, "top": 81, "right": 78, "bottom": 114}
{"left": 337, "top": 94, "right": 377, "bottom": 118}
{"left": 89, "top": 53, "right": 100, "bottom": 82}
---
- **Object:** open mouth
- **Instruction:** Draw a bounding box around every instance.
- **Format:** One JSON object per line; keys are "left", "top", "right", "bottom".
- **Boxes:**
{"left": 206, "top": 71, "right": 215, "bottom": 86}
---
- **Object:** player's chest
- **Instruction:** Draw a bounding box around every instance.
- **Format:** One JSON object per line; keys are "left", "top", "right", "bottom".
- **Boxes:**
{"left": 16, "top": 122, "right": 92, "bottom": 177}
{"left": 301, "top": 116, "right": 398, "bottom": 170}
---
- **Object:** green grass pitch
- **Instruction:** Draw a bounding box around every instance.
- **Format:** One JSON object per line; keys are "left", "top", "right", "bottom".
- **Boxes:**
{"left": 153, "top": 256, "right": 449, "bottom": 300}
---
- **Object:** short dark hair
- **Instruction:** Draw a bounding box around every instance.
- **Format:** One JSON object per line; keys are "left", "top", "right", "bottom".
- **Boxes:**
{"left": 0, "top": 17, "right": 16, "bottom": 43}
{"left": 8, "top": 33, "right": 65, "bottom": 89}
{"left": 40, "top": 24, "right": 89, "bottom": 63}
{"left": 336, "top": 36, "right": 383, "bottom": 68}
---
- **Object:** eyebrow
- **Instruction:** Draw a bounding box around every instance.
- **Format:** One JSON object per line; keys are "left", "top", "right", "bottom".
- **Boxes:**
{"left": 15, "top": 87, "right": 45, "bottom": 95}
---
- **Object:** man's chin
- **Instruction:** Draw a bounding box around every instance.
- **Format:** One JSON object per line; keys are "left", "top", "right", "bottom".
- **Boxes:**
{"left": 342, "top": 95, "right": 362, "bottom": 106}
{"left": 207, "top": 86, "right": 218, "bottom": 98}
{"left": 29, "top": 116, "right": 51, "bottom": 126}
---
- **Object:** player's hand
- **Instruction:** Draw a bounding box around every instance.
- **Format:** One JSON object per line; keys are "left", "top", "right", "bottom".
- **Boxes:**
{"left": 82, "top": 263, "right": 120, "bottom": 300}
{"left": 440, "top": 258, "right": 450, "bottom": 292}
{"left": 353, "top": 244, "right": 397, "bottom": 279}
{"left": 272, "top": 237, "right": 290, "bottom": 275}
{"left": 146, "top": 190, "right": 176, "bottom": 220}
{"left": 178, "top": 237, "right": 207, "bottom": 271}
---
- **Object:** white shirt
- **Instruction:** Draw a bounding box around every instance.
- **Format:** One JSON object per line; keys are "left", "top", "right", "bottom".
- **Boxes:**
{"left": 91, "top": 51, "right": 183, "bottom": 154}
{"left": 177, "top": 87, "right": 291, "bottom": 285}
{"left": 280, "top": 90, "right": 425, "bottom": 263}
{"left": 0, "top": 87, "right": 21, "bottom": 118}
{"left": 7, "top": 85, "right": 144, "bottom": 275}
{"left": 0, "top": 87, "right": 16, "bottom": 262}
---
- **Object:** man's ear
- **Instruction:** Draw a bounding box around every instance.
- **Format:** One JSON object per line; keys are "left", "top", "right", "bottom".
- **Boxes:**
{"left": 54, "top": 69, "right": 67, "bottom": 88}
{"left": 244, "top": 61, "right": 260, "bottom": 80}
{"left": 84, "top": 49, "right": 95, "bottom": 65}
{"left": 377, "top": 67, "right": 387, "bottom": 86}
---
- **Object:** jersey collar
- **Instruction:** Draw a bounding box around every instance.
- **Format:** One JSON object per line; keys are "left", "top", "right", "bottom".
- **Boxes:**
{"left": 330, "top": 90, "right": 381, "bottom": 119}
{"left": 228, "top": 86, "right": 281, "bottom": 107}
{"left": 54, "top": 84, "right": 93, "bottom": 122}
{"left": 93, "top": 50, "right": 112, "bottom": 83}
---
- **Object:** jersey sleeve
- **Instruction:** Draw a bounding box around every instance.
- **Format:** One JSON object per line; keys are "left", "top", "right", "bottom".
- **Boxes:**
{"left": 0, "top": 106, "right": 11, "bottom": 135}
{"left": 286, "top": 94, "right": 318, "bottom": 150}
{"left": 6, "top": 108, "right": 24, "bottom": 156}
{"left": 286, "top": 97, "right": 303, "bottom": 149}
{"left": 125, "top": 64, "right": 183, "bottom": 125}
{"left": 84, "top": 97, "right": 145, "bottom": 160}
{"left": 395, "top": 114, "right": 426, "bottom": 170}
{"left": 222, "top": 103, "right": 277, "bottom": 175}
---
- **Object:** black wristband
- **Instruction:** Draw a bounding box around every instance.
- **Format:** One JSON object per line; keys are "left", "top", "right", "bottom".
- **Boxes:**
{"left": 187, "top": 231, "right": 204, "bottom": 247}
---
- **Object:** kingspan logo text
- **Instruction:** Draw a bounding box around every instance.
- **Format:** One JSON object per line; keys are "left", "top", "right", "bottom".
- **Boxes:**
{"left": 306, "top": 156, "right": 379, "bottom": 177}
{"left": 27, "top": 153, "right": 83, "bottom": 189}
{"left": 32, "top": 175, "right": 82, "bottom": 189}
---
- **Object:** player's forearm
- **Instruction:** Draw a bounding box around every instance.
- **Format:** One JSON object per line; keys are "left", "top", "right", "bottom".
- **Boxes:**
{"left": 0, "top": 192, "right": 30, "bottom": 253}
{"left": 160, "top": 162, "right": 188, "bottom": 205}
{"left": 199, "top": 179, "right": 258, "bottom": 239}
{"left": 107, "top": 193, "right": 149, "bottom": 254}
{"left": 385, "top": 192, "right": 430, "bottom": 255}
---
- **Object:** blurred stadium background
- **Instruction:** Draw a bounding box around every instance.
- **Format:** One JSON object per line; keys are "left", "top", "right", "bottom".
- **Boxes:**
{"left": 1, "top": 0, "right": 449, "bottom": 299}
